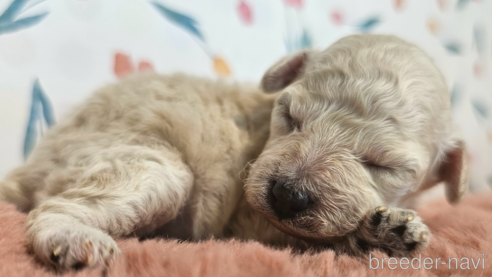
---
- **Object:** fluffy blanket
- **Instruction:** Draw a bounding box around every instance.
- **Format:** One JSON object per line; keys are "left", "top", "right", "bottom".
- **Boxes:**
{"left": 0, "top": 193, "right": 491, "bottom": 277}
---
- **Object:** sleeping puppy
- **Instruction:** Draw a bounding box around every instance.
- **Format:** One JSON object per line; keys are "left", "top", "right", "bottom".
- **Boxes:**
{"left": 0, "top": 34, "right": 468, "bottom": 270}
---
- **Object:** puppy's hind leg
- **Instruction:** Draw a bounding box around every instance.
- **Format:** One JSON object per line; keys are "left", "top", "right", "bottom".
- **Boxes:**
{"left": 26, "top": 146, "right": 193, "bottom": 270}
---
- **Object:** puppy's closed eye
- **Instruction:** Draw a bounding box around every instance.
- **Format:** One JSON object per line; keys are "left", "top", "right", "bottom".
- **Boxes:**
{"left": 362, "top": 160, "right": 393, "bottom": 172}
{"left": 283, "top": 110, "right": 301, "bottom": 132}
{"left": 276, "top": 100, "right": 301, "bottom": 132}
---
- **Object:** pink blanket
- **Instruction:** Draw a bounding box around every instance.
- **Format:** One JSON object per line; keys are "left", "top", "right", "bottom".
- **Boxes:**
{"left": 1, "top": 193, "right": 491, "bottom": 277}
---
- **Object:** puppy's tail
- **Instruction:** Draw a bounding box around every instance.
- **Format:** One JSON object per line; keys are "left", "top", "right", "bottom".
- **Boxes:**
{"left": 0, "top": 179, "right": 30, "bottom": 212}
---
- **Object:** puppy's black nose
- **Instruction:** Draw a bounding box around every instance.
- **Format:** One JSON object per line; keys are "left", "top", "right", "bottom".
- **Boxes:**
{"left": 271, "top": 181, "right": 311, "bottom": 219}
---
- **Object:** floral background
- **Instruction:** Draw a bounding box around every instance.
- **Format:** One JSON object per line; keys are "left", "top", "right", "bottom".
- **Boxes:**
{"left": 0, "top": 0, "right": 491, "bottom": 192}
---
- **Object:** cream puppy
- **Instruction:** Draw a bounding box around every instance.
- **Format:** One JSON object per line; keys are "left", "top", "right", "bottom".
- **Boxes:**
{"left": 0, "top": 34, "right": 468, "bottom": 270}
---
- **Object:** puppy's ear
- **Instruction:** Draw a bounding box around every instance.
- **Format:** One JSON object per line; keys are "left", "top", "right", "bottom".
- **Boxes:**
{"left": 438, "top": 141, "right": 469, "bottom": 204}
{"left": 261, "top": 51, "right": 312, "bottom": 93}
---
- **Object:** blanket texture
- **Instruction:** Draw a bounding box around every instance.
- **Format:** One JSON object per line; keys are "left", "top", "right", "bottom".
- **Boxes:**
{"left": 0, "top": 193, "right": 491, "bottom": 277}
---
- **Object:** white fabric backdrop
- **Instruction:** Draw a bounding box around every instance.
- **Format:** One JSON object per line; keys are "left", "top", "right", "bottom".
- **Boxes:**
{"left": 0, "top": 0, "right": 491, "bottom": 191}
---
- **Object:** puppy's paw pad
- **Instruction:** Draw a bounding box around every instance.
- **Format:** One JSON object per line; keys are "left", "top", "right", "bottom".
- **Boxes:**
{"left": 370, "top": 205, "right": 389, "bottom": 226}
{"left": 363, "top": 206, "right": 430, "bottom": 256}
{"left": 33, "top": 225, "right": 120, "bottom": 270}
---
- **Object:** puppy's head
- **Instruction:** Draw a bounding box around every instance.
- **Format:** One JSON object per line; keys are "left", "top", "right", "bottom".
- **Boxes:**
{"left": 245, "top": 35, "right": 469, "bottom": 242}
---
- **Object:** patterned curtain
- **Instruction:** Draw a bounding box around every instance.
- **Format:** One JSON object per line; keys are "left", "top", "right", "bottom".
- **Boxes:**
{"left": 0, "top": 0, "right": 491, "bottom": 191}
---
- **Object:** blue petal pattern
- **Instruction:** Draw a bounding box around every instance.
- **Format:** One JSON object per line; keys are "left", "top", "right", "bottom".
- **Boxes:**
{"left": 23, "top": 79, "right": 55, "bottom": 160}
{"left": 285, "top": 29, "right": 312, "bottom": 52}
{"left": 450, "top": 84, "right": 461, "bottom": 108}
{"left": 357, "top": 16, "right": 380, "bottom": 33}
{"left": 152, "top": 2, "right": 204, "bottom": 41}
{"left": 0, "top": 0, "right": 30, "bottom": 22}
{"left": 472, "top": 99, "right": 488, "bottom": 120}
{"left": 474, "top": 25, "right": 485, "bottom": 55}
{"left": 0, "top": 13, "right": 48, "bottom": 34}
{"left": 300, "top": 29, "right": 312, "bottom": 49}
{"left": 34, "top": 79, "right": 55, "bottom": 126}
{"left": 443, "top": 41, "right": 462, "bottom": 55}
{"left": 23, "top": 88, "right": 40, "bottom": 161}
{"left": 0, "top": 0, "right": 49, "bottom": 35}
{"left": 456, "top": 0, "right": 470, "bottom": 10}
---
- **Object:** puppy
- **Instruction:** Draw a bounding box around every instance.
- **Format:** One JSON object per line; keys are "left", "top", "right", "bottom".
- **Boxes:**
{"left": 0, "top": 34, "right": 468, "bottom": 270}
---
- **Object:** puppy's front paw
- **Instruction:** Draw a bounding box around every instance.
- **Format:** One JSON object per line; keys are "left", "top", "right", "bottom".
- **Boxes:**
{"left": 30, "top": 224, "right": 120, "bottom": 270}
{"left": 357, "top": 206, "right": 430, "bottom": 256}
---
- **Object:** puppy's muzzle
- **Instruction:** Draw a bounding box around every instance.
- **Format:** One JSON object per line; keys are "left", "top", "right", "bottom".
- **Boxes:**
{"left": 271, "top": 180, "right": 312, "bottom": 219}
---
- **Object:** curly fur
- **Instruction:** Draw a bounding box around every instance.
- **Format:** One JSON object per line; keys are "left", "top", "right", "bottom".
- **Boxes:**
{"left": 0, "top": 34, "right": 468, "bottom": 270}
